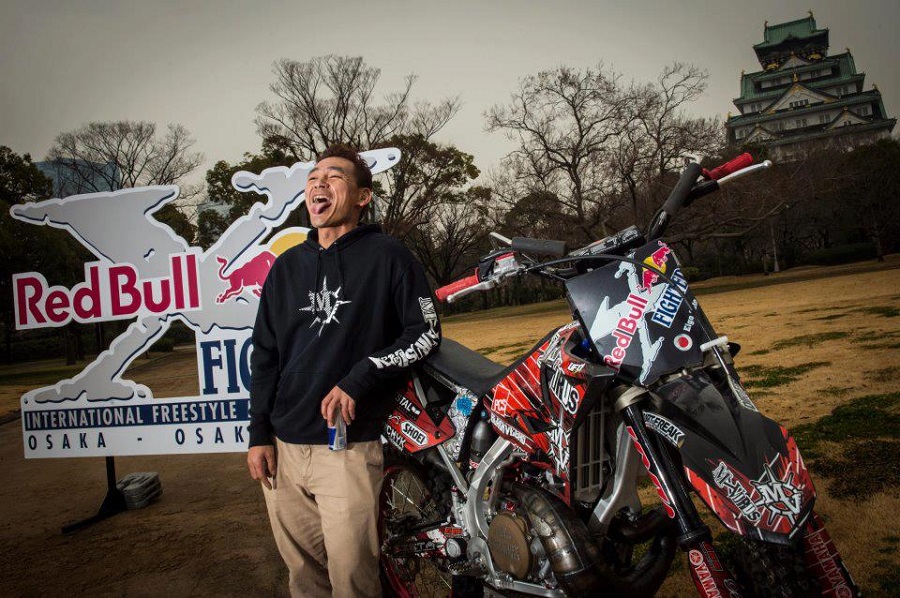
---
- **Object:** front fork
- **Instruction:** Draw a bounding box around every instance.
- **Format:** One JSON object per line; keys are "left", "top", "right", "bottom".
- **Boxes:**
{"left": 622, "top": 404, "right": 743, "bottom": 597}
{"left": 802, "top": 512, "right": 861, "bottom": 597}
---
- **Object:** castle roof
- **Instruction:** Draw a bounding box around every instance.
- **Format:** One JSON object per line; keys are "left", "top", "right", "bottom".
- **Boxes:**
{"left": 753, "top": 15, "right": 828, "bottom": 51}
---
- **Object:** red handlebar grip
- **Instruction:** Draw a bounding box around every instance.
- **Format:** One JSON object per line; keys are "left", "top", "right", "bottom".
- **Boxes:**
{"left": 704, "top": 153, "right": 753, "bottom": 181}
{"left": 435, "top": 272, "right": 480, "bottom": 303}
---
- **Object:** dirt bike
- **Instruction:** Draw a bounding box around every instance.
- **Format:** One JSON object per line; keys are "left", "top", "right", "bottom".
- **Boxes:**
{"left": 378, "top": 154, "right": 860, "bottom": 597}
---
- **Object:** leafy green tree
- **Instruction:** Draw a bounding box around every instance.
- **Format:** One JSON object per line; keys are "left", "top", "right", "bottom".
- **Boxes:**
{"left": 0, "top": 146, "right": 84, "bottom": 362}
{"left": 197, "top": 150, "right": 298, "bottom": 249}
{"left": 376, "top": 134, "right": 479, "bottom": 240}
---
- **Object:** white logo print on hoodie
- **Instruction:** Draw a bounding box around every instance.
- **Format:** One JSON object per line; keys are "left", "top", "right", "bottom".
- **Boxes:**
{"left": 299, "top": 276, "right": 351, "bottom": 335}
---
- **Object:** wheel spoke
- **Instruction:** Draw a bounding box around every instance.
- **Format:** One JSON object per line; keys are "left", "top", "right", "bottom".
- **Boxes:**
{"left": 381, "top": 463, "right": 452, "bottom": 598}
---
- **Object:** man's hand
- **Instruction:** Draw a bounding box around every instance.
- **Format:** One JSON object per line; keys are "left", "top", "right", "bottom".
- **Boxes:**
{"left": 320, "top": 385, "right": 356, "bottom": 426}
{"left": 247, "top": 445, "right": 277, "bottom": 490}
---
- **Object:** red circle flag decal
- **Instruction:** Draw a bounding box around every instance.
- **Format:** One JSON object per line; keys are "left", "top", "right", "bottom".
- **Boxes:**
{"left": 674, "top": 334, "right": 693, "bottom": 351}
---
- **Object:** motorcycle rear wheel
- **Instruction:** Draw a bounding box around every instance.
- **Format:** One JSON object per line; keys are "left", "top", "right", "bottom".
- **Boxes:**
{"left": 732, "top": 538, "right": 820, "bottom": 598}
{"left": 379, "top": 461, "right": 453, "bottom": 598}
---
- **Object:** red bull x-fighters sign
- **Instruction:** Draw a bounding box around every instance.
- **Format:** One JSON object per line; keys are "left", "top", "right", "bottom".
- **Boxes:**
{"left": 10, "top": 148, "right": 400, "bottom": 458}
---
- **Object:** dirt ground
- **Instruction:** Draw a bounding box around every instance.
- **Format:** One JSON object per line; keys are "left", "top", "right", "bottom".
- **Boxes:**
{"left": 1, "top": 261, "right": 898, "bottom": 596}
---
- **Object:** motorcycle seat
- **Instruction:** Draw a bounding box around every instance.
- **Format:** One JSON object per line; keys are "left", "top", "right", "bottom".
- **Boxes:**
{"left": 423, "top": 338, "right": 509, "bottom": 397}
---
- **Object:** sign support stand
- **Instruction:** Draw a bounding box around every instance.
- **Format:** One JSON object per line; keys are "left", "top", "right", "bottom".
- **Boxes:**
{"left": 62, "top": 457, "right": 127, "bottom": 534}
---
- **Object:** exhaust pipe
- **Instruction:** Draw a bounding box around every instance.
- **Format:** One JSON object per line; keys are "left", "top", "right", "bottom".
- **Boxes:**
{"left": 607, "top": 506, "right": 671, "bottom": 544}
{"left": 513, "top": 484, "right": 607, "bottom": 594}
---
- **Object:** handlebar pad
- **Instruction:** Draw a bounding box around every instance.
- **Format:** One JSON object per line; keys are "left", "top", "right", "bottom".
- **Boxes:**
{"left": 435, "top": 272, "right": 480, "bottom": 303}
{"left": 661, "top": 162, "right": 703, "bottom": 217}
{"left": 511, "top": 237, "right": 568, "bottom": 257}
{"left": 704, "top": 153, "right": 753, "bottom": 181}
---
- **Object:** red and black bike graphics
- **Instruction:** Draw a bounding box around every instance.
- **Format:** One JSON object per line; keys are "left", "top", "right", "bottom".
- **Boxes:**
{"left": 483, "top": 322, "right": 603, "bottom": 497}
{"left": 380, "top": 156, "right": 859, "bottom": 596}
{"left": 684, "top": 426, "right": 816, "bottom": 539}
{"left": 566, "top": 241, "right": 820, "bottom": 540}
{"left": 383, "top": 378, "right": 456, "bottom": 454}
{"left": 802, "top": 512, "right": 860, "bottom": 597}
{"left": 686, "top": 541, "right": 743, "bottom": 598}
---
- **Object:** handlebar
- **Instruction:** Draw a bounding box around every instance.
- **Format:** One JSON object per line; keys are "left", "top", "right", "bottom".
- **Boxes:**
{"left": 435, "top": 271, "right": 480, "bottom": 303}
{"left": 437, "top": 153, "right": 770, "bottom": 303}
{"left": 703, "top": 153, "right": 753, "bottom": 181}
{"left": 646, "top": 161, "right": 704, "bottom": 243}
{"left": 511, "top": 237, "right": 568, "bottom": 257}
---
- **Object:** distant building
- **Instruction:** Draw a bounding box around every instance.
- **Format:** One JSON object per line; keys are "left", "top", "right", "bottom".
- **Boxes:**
{"left": 725, "top": 14, "right": 895, "bottom": 160}
{"left": 35, "top": 159, "right": 119, "bottom": 197}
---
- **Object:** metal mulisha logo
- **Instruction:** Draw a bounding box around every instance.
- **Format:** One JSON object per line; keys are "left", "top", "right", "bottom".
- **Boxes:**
{"left": 369, "top": 297, "right": 439, "bottom": 369}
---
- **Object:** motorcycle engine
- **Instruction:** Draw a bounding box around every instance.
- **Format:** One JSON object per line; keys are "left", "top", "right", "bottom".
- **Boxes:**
{"left": 487, "top": 511, "right": 533, "bottom": 579}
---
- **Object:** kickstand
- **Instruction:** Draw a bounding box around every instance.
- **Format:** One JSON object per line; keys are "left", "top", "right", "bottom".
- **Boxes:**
{"left": 62, "top": 457, "right": 128, "bottom": 534}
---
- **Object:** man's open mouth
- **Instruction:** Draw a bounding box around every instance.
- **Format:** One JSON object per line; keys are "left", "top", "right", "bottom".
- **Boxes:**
{"left": 309, "top": 195, "right": 332, "bottom": 216}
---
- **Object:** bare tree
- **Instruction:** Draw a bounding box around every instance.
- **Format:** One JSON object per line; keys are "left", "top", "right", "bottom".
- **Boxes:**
{"left": 48, "top": 121, "right": 203, "bottom": 195}
{"left": 639, "top": 63, "right": 721, "bottom": 175}
{"left": 255, "top": 54, "right": 467, "bottom": 242}
{"left": 407, "top": 190, "right": 489, "bottom": 286}
{"left": 256, "top": 55, "right": 459, "bottom": 160}
{"left": 609, "top": 63, "right": 723, "bottom": 224}
{"left": 486, "top": 64, "right": 636, "bottom": 244}
{"left": 375, "top": 134, "right": 479, "bottom": 240}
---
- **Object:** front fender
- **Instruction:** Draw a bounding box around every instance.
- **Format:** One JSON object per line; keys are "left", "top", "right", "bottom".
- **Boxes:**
{"left": 648, "top": 372, "right": 816, "bottom": 543}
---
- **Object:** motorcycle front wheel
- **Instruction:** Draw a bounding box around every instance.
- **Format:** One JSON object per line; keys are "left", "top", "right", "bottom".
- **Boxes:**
{"left": 732, "top": 537, "right": 820, "bottom": 597}
{"left": 379, "top": 461, "right": 453, "bottom": 598}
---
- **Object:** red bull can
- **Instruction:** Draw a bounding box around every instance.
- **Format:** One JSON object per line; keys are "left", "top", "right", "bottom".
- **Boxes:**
{"left": 328, "top": 416, "right": 347, "bottom": 451}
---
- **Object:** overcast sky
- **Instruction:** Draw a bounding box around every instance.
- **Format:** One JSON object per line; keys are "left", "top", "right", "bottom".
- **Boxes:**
{"left": 1, "top": 0, "right": 897, "bottom": 191}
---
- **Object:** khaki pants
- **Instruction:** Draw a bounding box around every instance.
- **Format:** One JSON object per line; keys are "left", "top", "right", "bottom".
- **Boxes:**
{"left": 263, "top": 438, "right": 384, "bottom": 598}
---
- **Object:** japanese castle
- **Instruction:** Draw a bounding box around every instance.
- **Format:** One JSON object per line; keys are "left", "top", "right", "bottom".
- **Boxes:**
{"left": 725, "top": 14, "right": 895, "bottom": 159}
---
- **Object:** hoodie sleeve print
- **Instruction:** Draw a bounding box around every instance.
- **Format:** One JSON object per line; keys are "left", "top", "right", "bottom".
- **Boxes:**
{"left": 337, "top": 260, "right": 441, "bottom": 401}
{"left": 248, "top": 276, "right": 280, "bottom": 447}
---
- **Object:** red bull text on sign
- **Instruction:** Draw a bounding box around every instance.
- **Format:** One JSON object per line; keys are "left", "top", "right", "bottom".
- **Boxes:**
{"left": 14, "top": 252, "right": 201, "bottom": 329}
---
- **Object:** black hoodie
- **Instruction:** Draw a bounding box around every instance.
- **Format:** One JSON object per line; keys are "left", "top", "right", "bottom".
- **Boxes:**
{"left": 248, "top": 224, "right": 440, "bottom": 446}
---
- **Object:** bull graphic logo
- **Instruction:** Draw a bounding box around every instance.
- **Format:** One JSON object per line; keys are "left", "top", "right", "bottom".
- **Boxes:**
{"left": 640, "top": 241, "right": 672, "bottom": 290}
{"left": 215, "top": 228, "right": 307, "bottom": 304}
{"left": 10, "top": 148, "right": 400, "bottom": 405}
{"left": 588, "top": 258, "right": 667, "bottom": 384}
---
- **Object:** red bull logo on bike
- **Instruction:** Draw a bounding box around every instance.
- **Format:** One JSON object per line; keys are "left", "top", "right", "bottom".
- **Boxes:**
{"left": 602, "top": 293, "right": 650, "bottom": 370}
{"left": 640, "top": 241, "right": 671, "bottom": 291}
